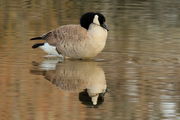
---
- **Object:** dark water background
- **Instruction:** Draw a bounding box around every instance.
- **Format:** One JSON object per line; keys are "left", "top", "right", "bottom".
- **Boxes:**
{"left": 0, "top": 0, "right": 180, "bottom": 120}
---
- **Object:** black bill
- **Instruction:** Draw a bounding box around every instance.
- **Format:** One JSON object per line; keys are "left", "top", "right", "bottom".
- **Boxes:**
{"left": 101, "top": 23, "right": 109, "bottom": 31}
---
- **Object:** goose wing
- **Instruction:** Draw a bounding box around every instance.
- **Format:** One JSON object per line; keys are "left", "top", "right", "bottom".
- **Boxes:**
{"left": 43, "top": 25, "right": 88, "bottom": 46}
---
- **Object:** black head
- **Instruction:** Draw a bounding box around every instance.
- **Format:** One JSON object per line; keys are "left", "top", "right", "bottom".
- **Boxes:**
{"left": 80, "top": 12, "right": 109, "bottom": 31}
{"left": 79, "top": 90, "right": 105, "bottom": 107}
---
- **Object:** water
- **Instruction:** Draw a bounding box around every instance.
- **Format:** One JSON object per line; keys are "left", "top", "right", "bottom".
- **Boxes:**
{"left": 0, "top": 0, "right": 180, "bottom": 120}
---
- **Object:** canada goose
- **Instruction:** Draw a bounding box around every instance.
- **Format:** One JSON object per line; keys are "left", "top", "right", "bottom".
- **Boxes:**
{"left": 30, "top": 12, "right": 109, "bottom": 59}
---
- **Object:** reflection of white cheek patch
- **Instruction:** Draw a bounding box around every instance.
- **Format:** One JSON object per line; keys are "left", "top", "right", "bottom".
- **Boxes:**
{"left": 93, "top": 15, "right": 100, "bottom": 25}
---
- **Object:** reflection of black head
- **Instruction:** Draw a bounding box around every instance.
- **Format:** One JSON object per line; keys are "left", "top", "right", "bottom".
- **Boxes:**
{"left": 79, "top": 89, "right": 105, "bottom": 107}
{"left": 80, "top": 12, "right": 106, "bottom": 30}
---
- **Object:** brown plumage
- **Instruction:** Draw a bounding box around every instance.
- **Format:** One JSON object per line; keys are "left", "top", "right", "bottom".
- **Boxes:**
{"left": 44, "top": 25, "right": 87, "bottom": 46}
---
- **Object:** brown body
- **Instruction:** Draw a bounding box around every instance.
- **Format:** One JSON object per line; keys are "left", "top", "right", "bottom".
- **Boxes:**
{"left": 45, "top": 25, "right": 87, "bottom": 46}
{"left": 41, "top": 24, "right": 108, "bottom": 58}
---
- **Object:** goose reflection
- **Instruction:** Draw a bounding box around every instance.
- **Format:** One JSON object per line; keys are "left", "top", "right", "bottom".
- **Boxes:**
{"left": 31, "top": 60, "right": 107, "bottom": 106}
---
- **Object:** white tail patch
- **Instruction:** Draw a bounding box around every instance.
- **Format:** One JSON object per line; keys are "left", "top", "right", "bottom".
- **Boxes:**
{"left": 40, "top": 43, "right": 62, "bottom": 57}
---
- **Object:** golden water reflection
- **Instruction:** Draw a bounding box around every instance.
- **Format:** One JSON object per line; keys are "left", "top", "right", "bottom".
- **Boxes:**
{"left": 0, "top": 0, "right": 180, "bottom": 120}
{"left": 31, "top": 60, "right": 107, "bottom": 106}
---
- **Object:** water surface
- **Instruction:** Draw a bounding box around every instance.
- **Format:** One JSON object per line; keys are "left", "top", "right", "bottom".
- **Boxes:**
{"left": 0, "top": 0, "right": 180, "bottom": 120}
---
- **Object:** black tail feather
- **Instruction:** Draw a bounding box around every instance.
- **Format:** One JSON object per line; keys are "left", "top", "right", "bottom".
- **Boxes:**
{"left": 30, "top": 37, "right": 43, "bottom": 40}
{"left": 32, "top": 43, "right": 44, "bottom": 49}
{"left": 30, "top": 32, "right": 51, "bottom": 40}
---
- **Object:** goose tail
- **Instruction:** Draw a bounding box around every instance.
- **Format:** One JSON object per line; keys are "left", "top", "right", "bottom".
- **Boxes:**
{"left": 30, "top": 37, "right": 43, "bottom": 40}
{"left": 30, "top": 32, "right": 51, "bottom": 40}
{"left": 32, "top": 43, "right": 44, "bottom": 49}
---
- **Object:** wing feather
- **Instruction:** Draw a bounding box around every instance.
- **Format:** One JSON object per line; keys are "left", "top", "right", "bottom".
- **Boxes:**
{"left": 43, "top": 25, "right": 87, "bottom": 46}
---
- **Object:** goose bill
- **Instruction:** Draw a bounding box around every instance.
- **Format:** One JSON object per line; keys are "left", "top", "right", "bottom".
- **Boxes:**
{"left": 101, "top": 23, "right": 109, "bottom": 31}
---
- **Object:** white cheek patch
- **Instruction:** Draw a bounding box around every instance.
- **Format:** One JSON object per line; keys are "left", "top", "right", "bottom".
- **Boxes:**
{"left": 93, "top": 15, "right": 100, "bottom": 25}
